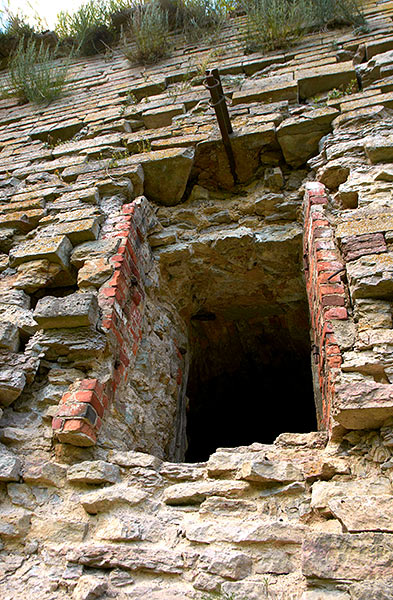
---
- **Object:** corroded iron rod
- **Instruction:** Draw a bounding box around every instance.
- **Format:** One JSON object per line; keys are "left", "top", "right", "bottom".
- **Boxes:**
{"left": 204, "top": 68, "right": 238, "bottom": 184}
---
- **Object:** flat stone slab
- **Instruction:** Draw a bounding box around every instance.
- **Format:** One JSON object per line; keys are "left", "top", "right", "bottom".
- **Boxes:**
{"left": 142, "top": 104, "right": 185, "bottom": 129}
{"left": 66, "top": 544, "right": 184, "bottom": 574}
{"left": 80, "top": 483, "right": 148, "bottom": 514}
{"left": 67, "top": 460, "right": 120, "bottom": 485}
{"left": 9, "top": 235, "right": 72, "bottom": 269}
{"left": 34, "top": 292, "right": 99, "bottom": 329}
{"left": 232, "top": 79, "right": 297, "bottom": 106}
{"left": 334, "top": 378, "right": 393, "bottom": 429}
{"left": 238, "top": 459, "right": 304, "bottom": 483}
{"left": 164, "top": 480, "right": 250, "bottom": 505}
{"left": 297, "top": 62, "right": 356, "bottom": 99}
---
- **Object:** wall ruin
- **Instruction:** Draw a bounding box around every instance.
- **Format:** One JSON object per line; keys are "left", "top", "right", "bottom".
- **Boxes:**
{"left": 2, "top": 1, "right": 393, "bottom": 598}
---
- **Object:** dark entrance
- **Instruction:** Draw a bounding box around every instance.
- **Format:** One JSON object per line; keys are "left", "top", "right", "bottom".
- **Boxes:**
{"left": 185, "top": 305, "right": 316, "bottom": 462}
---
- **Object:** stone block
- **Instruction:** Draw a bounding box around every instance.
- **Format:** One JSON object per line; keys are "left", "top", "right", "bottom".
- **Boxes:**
{"left": 238, "top": 459, "right": 304, "bottom": 483}
{"left": 9, "top": 235, "right": 72, "bottom": 269}
{"left": 340, "top": 233, "right": 387, "bottom": 262}
{"left": 334, "top": 377, "right": 393, "bottom": 429}
{"left": 41, "top": 218, "right": 100, "bottom": 245}
{"left": 302, "top": 532, "right": 393, "bottom": 580}
{"left": 232, "top": 79, "right": 298, "bottom": 106}
{"left": 317, "top": 162, "right": 350, "bottom": 189}
{"left": 71, "top": 238, "right": 120, "bottom": 268}
{"left": 34, "top": 292, "right": 99, "bottom": 329}
{"left": 365, "top": 135, "right": 393, "bottom": 163}
{"left": 77, "top": 259, "right": 113, "bottom": 288}
{"left": 277, "top": 108, "right": 338, "bottom": 167}
{"left": 328, "top": 495, "right": 393, "bottom": 532}
{"left": 0, "top": 449, "right": 22, "bottom": 481}
{"left": 67, "top": 544, "right": 184, "bottom": 574}
{"left": 67, "top": 460, "right": 120, "bottom": 484}
{"left": 301, "top": 591, "right": 350, "bottom": 600}
{"left": 0, "top": 304, "right": 38, "bottom": 336}
{"left": 13, "top": 260, "right": 65, "bottom": 293}
{"left": 0, "top": 369, "right": 26, "bottom": 407}
{"left": 199, "top": 549, "right": 252, "bottom": 580}
{"left": 337, "top": 213, "right": 393, "bottom": 238}
{"left": 23, "top": 460, "right": 66, "bottom": 487}
{"left": 80, "top": 483, "right": 147, "bottom": 514}
{"left": 354, "top": 298, "right": 392, "bottom": 330}
{"left": 95, "top": 516, "right": 142, "bottom": 542}
{"left": 140, "top": 147, "right": 194, "bottom": 206}
{"left": 163, "top": 480, "right": 249, "bottom": 505}
{"left": 142, "top": 104, "right": 185, "bottom": 129}
{"left": 349, "top": 579, "right": 393, "bottom": 600}
{"left": 108, "top": 450, "right": 162, "bottom": 470}
{"left": 346, "top": 253, "right": 393, "bottom": 298}
{"left": 297, "top": 62, "right": 356, "bottom": 99}
{"left": 32, "top": 326, "right": 106, "bottom": 360}
{"left": 72, "top": 575, "right": 107, "bottom": 600}
{"left": 0, "top": 321, "right": 19, "bottom": 352}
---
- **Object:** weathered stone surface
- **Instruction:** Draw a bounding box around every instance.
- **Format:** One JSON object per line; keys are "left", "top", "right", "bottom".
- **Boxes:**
{"left": 0, "top": 509, "right": 31, "bottom": 539}
{"left": 72, "top": 575, "right": 107, "bottom": 600}
{"left": 346, "top": 253, "right": 393, "bottom": 299}
{"left": 71, "top": 238, "right": 120, "bottom": 268}
{"left": 141, "top": 147, "right": 194, "bottom": 205}
{"left": 0, "top": 369, "right": 26, "bottom": 407}
{"left": 142, "top": 105, "right": 185, "bottom": 129}
{"left": 0, "top": 321, "right": 19, "bottom": 352}
{"left": 239, "top": 459, "right": 304, "bottom": 483}
{"left": 364, "top": 135, "right": 393, "bottom": 163}
{"left": 186, "top": 517, "right": 305, "bottom": 544}
{"left": 108, "top": 450, "right": 162, "bottom": 469}
{"left": 67, "top": 544, "right": 184, "bottom": 574}
{"left": 311, "top": 479, "right": 391, "bottom": 513}
{"left": 232, "top": 78, "right": 297, "bottom": 105}
{"left": 31, "top": 327, "right": 106, "bottom": 360}
{"left": 340, "top": 233, "right": 387, "bottom": 262}
{"left": 163, "top": 480, "right": 249, "bottom": 504}
{"left": 0, "top": 304, "right": 38, "bottom": 336}
{"left": 317, "top": 162, "right": 350, "bottom": 189}
{"left": 67, "top": 460, "right": 120, "bottom": 484}
{"left": 13, "top": 259, "right": 65, "bottom": 292}
{"left": 9, "top": 235, "right": 72, "bottom": 268}
{"left": 80, "top": 483, "right": 147, "bottom": 514}
{"left": 349, "top": 579, "right": 393, "bottom": 600}
{"left": 77, "top": 258, "right": 113, "bottom": 288}
{"left": 297, "top": 62, "right": 356, "bottom": 99}
{"left": 277, "top": 108, "right": 338, "bottom": 167}
{"left": 328, "top": 495, "right": 393, "bottom": 532}
{"left": 23, "top": 460, "right": 66, "bottom": 487}
{"left": 30, "top": 518, "right": 88, "bottom": 544}
{"left": 0, "top": 449, "right": 22, "bottom": 481}
{"left": 198, "top": 549, "right": 252, "bottom": 580}
{"left": 301, "top": 591, "right": 350, "bottom": 600}
{"left": 302, "top": 533, "right": 393, "bottom": 580}
{"left": 34, "top": 292, "right": 99, "bottom": 329}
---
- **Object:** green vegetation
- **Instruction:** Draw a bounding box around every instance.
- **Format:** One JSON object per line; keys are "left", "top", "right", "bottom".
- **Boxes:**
{"left": 242, "top": 0, "right": 367, "bottom": 53}
{"left": 174, "top": 0, "right": 227, "bottom": 42}
{"left": 123, "top": 2, "right": 170, "bottom": 64}
{"left": 8, "top": 38, "right": 69, "bottom": 104}
{"left": 243, "top": 0, "right": 306, "bottom": 52}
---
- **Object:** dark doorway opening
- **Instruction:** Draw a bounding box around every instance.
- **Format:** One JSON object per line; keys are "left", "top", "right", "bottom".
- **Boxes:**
{"left": 185, "top": 305, "right": 316, "bottom": 462}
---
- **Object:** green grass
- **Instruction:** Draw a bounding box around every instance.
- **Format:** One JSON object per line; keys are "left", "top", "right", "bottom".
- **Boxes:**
{"left": 123, "top": 2, "right": 171, "bottom": 64}
{"left": 242, "top": 0, "right": 366, "bottom": 53}
{"left": 8, "top": 38, "right": 69, "bottom": 104}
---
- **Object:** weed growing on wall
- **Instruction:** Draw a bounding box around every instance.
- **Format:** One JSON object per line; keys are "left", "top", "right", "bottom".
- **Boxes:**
{"left": 8, "top": 38, "right": 69, "bottom": 104}
{"left": 174, "top": 0, "right": 228, "bottom": 42}
{"left": 242, "top": 0, "right": 366, "bottom": 53}
{"left": 243, "top": 0, "right": 307, "bottom": 52}
{"left": 123, "top": 2, "right": 170, "bottom": 64}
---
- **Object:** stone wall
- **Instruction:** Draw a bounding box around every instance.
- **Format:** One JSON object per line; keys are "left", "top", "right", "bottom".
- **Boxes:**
{"left": 2, "top": 0, "right": 393, "bottom": 597}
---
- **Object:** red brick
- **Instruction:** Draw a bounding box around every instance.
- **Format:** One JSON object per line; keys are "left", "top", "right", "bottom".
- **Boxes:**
{"left": 52, "top": 417, "right": 64, "bottom": 430}
{"left": 122, "top": 204, "right": 135, "bottom": 215}
{"left": 321, "top": 294, "right": 345, "bottom": 307}
{"left": 324, "top": 307, "right": 348, "bottom": 320}
{"left": 62, "top": 419, "right": 97, "bottom": 442}
{"left": 74, "top": 390, "right": 94, "bottom": 403}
